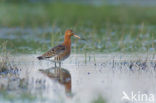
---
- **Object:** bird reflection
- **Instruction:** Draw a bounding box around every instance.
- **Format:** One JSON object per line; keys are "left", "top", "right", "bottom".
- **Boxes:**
{"left": 39, "top": 67, "right": 72, "bottom": 96}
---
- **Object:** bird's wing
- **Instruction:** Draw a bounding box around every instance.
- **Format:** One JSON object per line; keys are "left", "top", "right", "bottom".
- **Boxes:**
{"left": 42, "top": 44, "right": 66, "bottom": 58}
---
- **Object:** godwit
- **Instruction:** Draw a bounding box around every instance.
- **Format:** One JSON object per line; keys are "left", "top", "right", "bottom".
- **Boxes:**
{"left": 37, "top": 29, "right": 80, "bottom": 67}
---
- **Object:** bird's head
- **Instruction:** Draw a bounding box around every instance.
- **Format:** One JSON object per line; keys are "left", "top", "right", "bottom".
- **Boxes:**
{"left": 65, "top": 29, "right": 80, "bottom": 39}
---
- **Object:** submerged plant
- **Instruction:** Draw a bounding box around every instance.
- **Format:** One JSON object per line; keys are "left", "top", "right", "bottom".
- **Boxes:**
{"left": 92, "top": 95, "right": 106, "bottom": 103}
{"left": 0, "top": 41, "right": 17, "bottom": 73}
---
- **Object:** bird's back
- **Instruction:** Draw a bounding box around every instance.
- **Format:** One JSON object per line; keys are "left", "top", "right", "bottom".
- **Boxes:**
{"left": 37, "top": 44, "right": 70, "bottom": 62}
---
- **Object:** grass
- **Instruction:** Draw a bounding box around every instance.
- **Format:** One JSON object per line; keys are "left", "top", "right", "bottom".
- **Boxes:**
{"left": 0, "top": 41, "right": 11, "bottom": 72}
{"left": 0, "top": 2, "right": 156, "bottom": 27}
{"left": 0, "top": 41, "right": 18, "bottom": 72}
{"left": 0, "top": 23, "right": 155, "bottom": 53}
{"left": 0, "top": 2, "right": 156, "bottom": 53}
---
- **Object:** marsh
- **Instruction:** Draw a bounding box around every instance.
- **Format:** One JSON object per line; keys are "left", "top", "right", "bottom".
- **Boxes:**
{"left": 0, "top": 0, "right": 156, "bottom": 103}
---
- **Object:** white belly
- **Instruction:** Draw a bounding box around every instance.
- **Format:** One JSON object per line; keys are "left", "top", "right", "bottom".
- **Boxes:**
{"left": 48, "top": 53, "right": 70, "bottom": 63}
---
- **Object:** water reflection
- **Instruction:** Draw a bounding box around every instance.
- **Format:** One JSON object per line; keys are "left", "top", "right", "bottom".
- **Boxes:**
{"left": 39, "top": 67, "right": 72, "bottom": 96}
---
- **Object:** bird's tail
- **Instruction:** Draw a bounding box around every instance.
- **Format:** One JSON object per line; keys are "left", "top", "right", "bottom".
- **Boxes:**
{"left": 37, "top": 56, "right": 44, "bottom": 60}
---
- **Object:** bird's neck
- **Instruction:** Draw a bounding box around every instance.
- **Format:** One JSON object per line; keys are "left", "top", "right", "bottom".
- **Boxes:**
{"left": 64, "top": 36, "right": 71, "bottom": 50}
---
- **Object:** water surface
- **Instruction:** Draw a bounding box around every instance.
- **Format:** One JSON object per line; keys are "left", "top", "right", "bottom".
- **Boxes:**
{"left": 0, "top": 54, "right": 156, "bottom": 103}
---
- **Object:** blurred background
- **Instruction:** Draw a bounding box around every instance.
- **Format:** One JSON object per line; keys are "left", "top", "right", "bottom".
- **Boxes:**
{"left": 0, "top": 0, "right": 156, "bottom": 53}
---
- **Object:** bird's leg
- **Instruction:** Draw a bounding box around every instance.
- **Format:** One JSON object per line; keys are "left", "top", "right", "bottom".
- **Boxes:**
{"left": 59, "top": 62, "right": 61, "bottom": 68}
{"left": 55, "top": 62, "right": 56, "bottom": 68}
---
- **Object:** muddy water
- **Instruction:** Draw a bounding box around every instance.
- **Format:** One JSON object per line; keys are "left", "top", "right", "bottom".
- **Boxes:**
{"left": 0, "top": 54, "right": 156, "bottom": 103}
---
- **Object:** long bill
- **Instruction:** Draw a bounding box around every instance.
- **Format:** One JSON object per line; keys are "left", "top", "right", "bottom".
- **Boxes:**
{"left": 73, "top": 34, "right": 80, "bottom": 39}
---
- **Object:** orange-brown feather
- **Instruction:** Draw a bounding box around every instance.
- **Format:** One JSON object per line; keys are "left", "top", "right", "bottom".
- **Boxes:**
{"left": 37, "top": 29, "right": 74, "bottom": 61}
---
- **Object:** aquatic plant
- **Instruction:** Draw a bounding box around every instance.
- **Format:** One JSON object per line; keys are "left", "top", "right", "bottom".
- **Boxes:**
{"left": 0, "top": 41, "right": 17, "bottom": 73}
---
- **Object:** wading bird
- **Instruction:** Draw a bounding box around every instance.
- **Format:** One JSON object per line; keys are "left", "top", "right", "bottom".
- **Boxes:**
{"left": 37, "top": 29, "right": 80, "bottom": 67}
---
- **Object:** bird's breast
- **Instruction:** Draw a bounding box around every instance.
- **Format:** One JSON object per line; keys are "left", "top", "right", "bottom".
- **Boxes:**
{"left": 54, "top": 51, "right": 70, "bottom": 62}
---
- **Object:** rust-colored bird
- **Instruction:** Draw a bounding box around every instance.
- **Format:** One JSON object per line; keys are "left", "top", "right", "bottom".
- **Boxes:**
{"left": 37, "top": 29, "right": 80, "bottom": 67}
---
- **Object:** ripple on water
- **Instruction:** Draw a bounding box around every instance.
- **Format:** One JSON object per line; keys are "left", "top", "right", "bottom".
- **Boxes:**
{"left": 0, "top": 54, "right": 156, "bottom": 103}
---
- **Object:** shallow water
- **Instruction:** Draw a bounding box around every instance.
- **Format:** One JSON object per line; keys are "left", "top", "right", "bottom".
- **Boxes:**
{"left": 0, "top": 53, "right": 156, "bottom": 103}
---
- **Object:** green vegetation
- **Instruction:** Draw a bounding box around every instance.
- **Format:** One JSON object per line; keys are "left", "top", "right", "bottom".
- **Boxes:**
{"left": 92, "top": 95, "right": 106, "bottom": 103}
{"left": 0, "top": 90, "right": 36, "bottom": 102}
{"left": 0, "top": 2, "right": 155, "bottom": 53}
{"left": 0, "top": 41, "right": 16, "bottom": 72}
{"left": 0, "top": 2, "right": 156, "bottom": 27}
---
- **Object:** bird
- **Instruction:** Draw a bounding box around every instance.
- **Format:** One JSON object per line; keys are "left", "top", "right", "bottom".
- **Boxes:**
{"left": 37, "top": 29, "right": 80, "bottom": 67}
